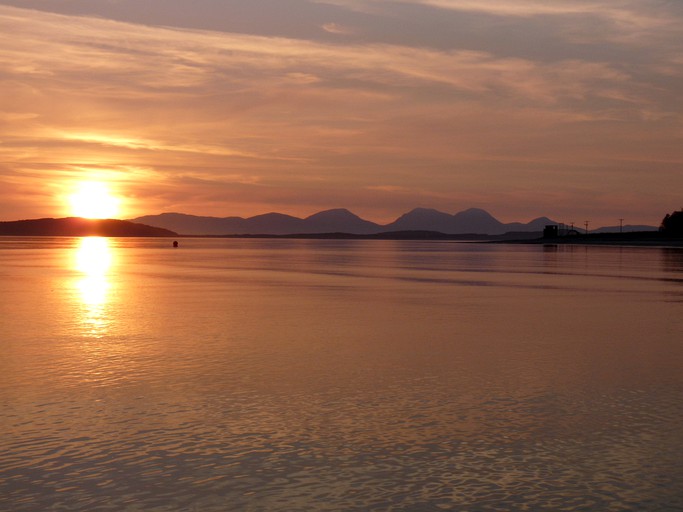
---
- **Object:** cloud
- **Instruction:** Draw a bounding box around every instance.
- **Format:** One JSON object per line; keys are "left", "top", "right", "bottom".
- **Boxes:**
{"left": 316, "top": 0, "right": 672, "bottom": 23}
{"left": 0, "top": 5, "right": 671, "bottom": 111}
{"left": 388, "top": 0, "right": 632, "bottom": 18}
{"left": 322, "top": 22, "right": 354, "bottom": 35}
{"left": 0, "top": 4, "right": 681, "bottom": 224}
{"left": 0, "top": 112, "right": 40, "bottom": 121}
{"left": 315, "top": 0, "right": 682, "bottom": 47}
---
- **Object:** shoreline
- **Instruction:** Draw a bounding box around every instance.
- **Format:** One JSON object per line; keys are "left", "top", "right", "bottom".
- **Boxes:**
{"left": 2, "top": 229, "right": 682, "bottom": 248}
{"left": 191, "top": 231, "right": 683, "bottom": 248}
{"left": 498, "top": 232, "right": 683, "bottom": 248}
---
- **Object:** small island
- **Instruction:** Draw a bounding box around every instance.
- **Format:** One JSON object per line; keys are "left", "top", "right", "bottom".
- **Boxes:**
{"left": 0, "top": 217, "right": 178, "bottom": 237}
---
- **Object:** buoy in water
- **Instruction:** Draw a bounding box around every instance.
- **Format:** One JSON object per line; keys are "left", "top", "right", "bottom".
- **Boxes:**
{"left": 173, "top": 240, "right": 179, "bottom": 248}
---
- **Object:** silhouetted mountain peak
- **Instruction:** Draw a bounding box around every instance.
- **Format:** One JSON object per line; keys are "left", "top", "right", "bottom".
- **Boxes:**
{"left": 304, "top": 208, "right": 380, "bottom": 234}
{"left": 455, "top": 208, "right": 498, "bottom": 220}
{"left": 138, "top": 212, "right": 195, "bottom": 220}
{"left": 529, "top": 216, "right": 554, "bottom": 223}
{"left": 249, "top": 212, "right": 300, "bottom": 221}
{"left": 388, "top": 208, "right": 456, "bottom": 232}
{"left": 449, "top": 208, "right": 505, "bottom": 234}
{"left": 160, "top": 212, "right": 199, "bottom": 218}
{"left": 306, "top": 208, "right": 360, "bottom": 221}
{"left": 406, "top": 207, "right": 447, "bottom": 215}
{"left": 394, "top": 208, "right": 452, "bottom": 221}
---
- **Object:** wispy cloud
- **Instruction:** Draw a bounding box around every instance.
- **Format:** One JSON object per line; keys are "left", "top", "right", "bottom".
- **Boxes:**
{"left": 315, "top": 0, "right": 682, "bottom": 47}
{"left": 316, "top": 0, "right": 673, "bottom": 23}
{"left": 322, "top": 22, "right": 354, "bottom": 35}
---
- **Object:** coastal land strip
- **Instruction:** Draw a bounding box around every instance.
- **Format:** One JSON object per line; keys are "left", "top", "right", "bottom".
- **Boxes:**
{"left": 2, "top": 218, "right": 682, "bottom": 247}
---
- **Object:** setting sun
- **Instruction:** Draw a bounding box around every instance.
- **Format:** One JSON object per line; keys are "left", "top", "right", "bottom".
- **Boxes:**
{"left": 69, "top": 182, "right": 121, "bottom": 219}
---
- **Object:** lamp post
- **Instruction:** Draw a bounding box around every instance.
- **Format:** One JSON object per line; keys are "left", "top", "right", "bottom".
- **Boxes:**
{"left": 584, "top": 221, "right": 589, "bottom": 234}
{"left": 619, "top": 218, "right": 624, "bottom": 233}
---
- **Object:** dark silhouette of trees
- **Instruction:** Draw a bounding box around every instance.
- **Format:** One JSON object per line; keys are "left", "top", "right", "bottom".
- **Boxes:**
{"left": 660, "top": 210, "right": 683, "bottom": 235}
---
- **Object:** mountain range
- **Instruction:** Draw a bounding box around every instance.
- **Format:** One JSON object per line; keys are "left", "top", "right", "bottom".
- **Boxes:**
{"left": 0, "top": 210, "right": 659, "bottom": 237}
{"left": 131, "top": 207, "right": 560, "bottom": 236}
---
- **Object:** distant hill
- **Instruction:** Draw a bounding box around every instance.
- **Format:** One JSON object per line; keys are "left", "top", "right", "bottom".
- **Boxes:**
{"left": 592, "top": 224, "right": 658, "bottom": 234}
{"left": 131, "top": 208, "right": 560, "bottom": 236}
{"left": 0, "top": 218, "right": 177, "bottom": 237}
{"left": 383, "top": 208, "right": 555, "bottom": 235}
{"left": 386, "top": 208, "right": 464, "bottom": 233}
{"left": 131, "top": 212, "right": 309, "bottom": 236}
{"left": 304, "top": 209, "right": 380, "bottom": 234}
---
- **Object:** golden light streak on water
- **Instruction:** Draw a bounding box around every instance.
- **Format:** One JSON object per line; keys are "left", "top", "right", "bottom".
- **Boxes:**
{"left": 73, "top": 237, "right": 113, "bottom": 337}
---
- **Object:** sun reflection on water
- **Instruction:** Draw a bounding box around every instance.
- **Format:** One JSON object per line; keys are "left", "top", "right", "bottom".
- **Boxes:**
{"left": 73, "top": 237, "right": 114, "bottom": 337}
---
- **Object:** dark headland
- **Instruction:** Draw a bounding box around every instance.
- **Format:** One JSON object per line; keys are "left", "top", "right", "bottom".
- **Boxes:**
{"left": 503, "top": 231, "right": 683, "bottom": 247}
{"left": 0, "top": 217, "right": 177, "bottom": 237}
{"left": 513, "top": 209, "right": 683, "bottom": 247}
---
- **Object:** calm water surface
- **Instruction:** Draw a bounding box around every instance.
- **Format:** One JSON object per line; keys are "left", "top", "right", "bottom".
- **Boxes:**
{"left": 1, "top": 237, "right": 683, "bottom": 511}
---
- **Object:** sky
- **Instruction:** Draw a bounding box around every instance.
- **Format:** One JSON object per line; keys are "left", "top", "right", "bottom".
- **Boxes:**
{"left": 0, "top": 0, "right": 681, "bottom": 226}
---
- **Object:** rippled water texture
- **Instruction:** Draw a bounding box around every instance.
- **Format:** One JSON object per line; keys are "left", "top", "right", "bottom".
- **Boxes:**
{"left": 2, "top": 237, "right": 683, "bottom": 511}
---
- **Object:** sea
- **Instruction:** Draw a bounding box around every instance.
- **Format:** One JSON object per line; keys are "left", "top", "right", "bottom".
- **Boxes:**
{"left": 1, "top": 237, "right": 682, "bottom": 511}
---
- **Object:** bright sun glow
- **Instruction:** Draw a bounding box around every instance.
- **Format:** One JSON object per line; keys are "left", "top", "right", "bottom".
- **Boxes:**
{"left": 75, "top": 237, "right": 113, "bottom": 277}
{"left": 69, "top": 182, "right": 121, "bottom": 219}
